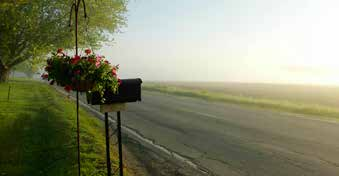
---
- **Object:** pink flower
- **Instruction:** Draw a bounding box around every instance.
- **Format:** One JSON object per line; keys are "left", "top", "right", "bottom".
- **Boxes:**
{"left": 85, "top": 49, "right": 91, "bottom": 55}
{"left": 64, "top": 85, "right": 72, "bottom": 92}
{"left": 95, "top": 61, "right": 101, "bottom": 68}
{"left": 71, "top": 55, "right": 81, "bottom": 64}
{"left": 96, "top": 56, "right": 102, "bottom": 62}
{"left": 93, "top": 56, "right": 102, "bottom": 68}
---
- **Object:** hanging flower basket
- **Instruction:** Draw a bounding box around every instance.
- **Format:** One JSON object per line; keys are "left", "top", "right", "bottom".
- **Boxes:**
{"left": 42, "top": 48, "right": 120, "bottom": 102}
{"left": 72, "top": 80, "right": 94, "bottom": 92}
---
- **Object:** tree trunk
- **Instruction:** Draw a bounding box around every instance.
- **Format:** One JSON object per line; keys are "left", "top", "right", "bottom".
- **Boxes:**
{"left": 0, "top": 65, "right": 10, "bottom": 83}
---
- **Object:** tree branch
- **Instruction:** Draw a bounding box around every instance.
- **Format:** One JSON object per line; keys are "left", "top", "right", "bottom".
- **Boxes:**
{"left": 0, "top": 59, "right": 7, "bottom": 69}
{"left": 7, "top": 46, "right": 31, "bottom": 68}
{"left": 8, "top": 55, "right": 29, "bottom": 68}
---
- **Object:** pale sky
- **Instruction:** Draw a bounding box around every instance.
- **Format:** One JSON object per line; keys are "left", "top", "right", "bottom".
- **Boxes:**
{"left": 100, "top": 0, "right": 339, "bottom": 85}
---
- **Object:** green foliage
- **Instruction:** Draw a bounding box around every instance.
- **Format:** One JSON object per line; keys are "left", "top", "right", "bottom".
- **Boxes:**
{"left": 0, "top": 0, "right": 127, "bottom": 81}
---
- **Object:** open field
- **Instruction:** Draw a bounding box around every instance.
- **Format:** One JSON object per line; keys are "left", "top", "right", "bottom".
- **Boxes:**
{"left": 143, "top": 82, "right": 339, "bottom": 119}
{"left": 0, "top": 79, "right": 129, "bottom": 176}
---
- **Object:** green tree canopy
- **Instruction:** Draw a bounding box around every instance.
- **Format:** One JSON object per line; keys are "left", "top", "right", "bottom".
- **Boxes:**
{"left": 0, "top": 0, "right": 127, "bottom": 82}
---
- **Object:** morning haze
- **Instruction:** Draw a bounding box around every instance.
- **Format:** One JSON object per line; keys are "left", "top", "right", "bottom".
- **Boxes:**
{"left": 100, "top": 0, "right": 339, "bottom": 85}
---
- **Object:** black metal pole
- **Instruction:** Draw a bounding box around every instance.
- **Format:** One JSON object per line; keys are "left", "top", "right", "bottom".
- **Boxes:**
{"left": 74, "top": 1, "right": 81, "bottom": 176}
{"left": 105, "top": 112, "right": 112, "bottom": 176}
{"left": 117, "top": 111, "right": 123, "bottom": 176}
{"left": 75, "top": 0, "right": 79, "bottom": 57}
{"left": 76, "top": 88, "right": 80, "bottom": 176}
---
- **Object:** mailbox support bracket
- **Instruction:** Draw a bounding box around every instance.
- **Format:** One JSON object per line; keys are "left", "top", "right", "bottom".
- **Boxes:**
{"left": 100, "top": 103, "right": 126, "bottom": 113}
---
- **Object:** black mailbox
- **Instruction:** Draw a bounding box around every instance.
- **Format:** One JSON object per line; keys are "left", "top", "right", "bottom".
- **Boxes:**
{"left": 87, "top": 78, "right": 142, "bottom": 105}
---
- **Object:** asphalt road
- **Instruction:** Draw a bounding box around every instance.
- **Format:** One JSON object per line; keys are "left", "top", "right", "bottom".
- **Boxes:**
{"left": 117, "top": 91, "right": 339, "bottom": 176}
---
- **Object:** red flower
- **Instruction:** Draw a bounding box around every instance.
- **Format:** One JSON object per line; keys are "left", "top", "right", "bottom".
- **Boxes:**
{"left": 88, "top": 58, "right": 95, "bottom": 63}
{"left": 104, "top": 60, "right": 110, "bottom": 64}
{"left": 71, "top": 55, "right": 81, "bottom": 64}
{"left": 74, "top": 70, "right": 81, "bottom": 75}
{"left": 118, "top": 78, "right": 122, "bottom": 85}
{"left": 112, "top": 68, "right": 117, "bottom": 76}
{"left": 57, "top": 48, "right": 63, "bottom": 53}
{"left": 41, "top": 73, "right": 48, "bottom": 79}
{"left": 64, "top": 85, "right": 72, "bottom": 92}
{"left": 85, "top": 49, "right": 91, "bottom": 55}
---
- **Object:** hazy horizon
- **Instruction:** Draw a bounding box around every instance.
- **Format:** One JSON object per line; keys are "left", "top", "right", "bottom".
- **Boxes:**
{"left": 143, "top": 79, "right": 339, "bottom": 87}
{"left": 98, "top": 0, "right": 339, "bottom": 86}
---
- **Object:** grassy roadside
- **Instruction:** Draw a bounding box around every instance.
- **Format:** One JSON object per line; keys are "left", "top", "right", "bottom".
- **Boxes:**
{"left": 143, "top": 84, "right": 339, "bottom": 119}
{"left": 0, "top": 79, "right": 130, "bottom": 176}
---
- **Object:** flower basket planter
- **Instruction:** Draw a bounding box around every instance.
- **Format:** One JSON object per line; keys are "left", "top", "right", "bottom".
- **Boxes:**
{"left": 56, "top": 82, "right": 66, "bottom": 87}
{"left": 43, "top": 49, "right": 121, "bottom": 101}
{"left": 87, "top": 78, "right": 142, "bottom": 105}
{"left": 72, "top": 80, "right": 94, "bottom": 92}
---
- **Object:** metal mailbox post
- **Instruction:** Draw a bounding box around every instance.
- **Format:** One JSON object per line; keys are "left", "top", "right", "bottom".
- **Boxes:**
{"left": 88, "top": 78, "right": 142, "bottom": 176}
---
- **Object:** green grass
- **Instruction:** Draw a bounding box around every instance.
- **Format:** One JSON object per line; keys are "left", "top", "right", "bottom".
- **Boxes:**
{"left": 143, "top": 83, "right": 339, "bottom": 119}
{"left": 0, "top": 79, "right": 130, "bottom": 176}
